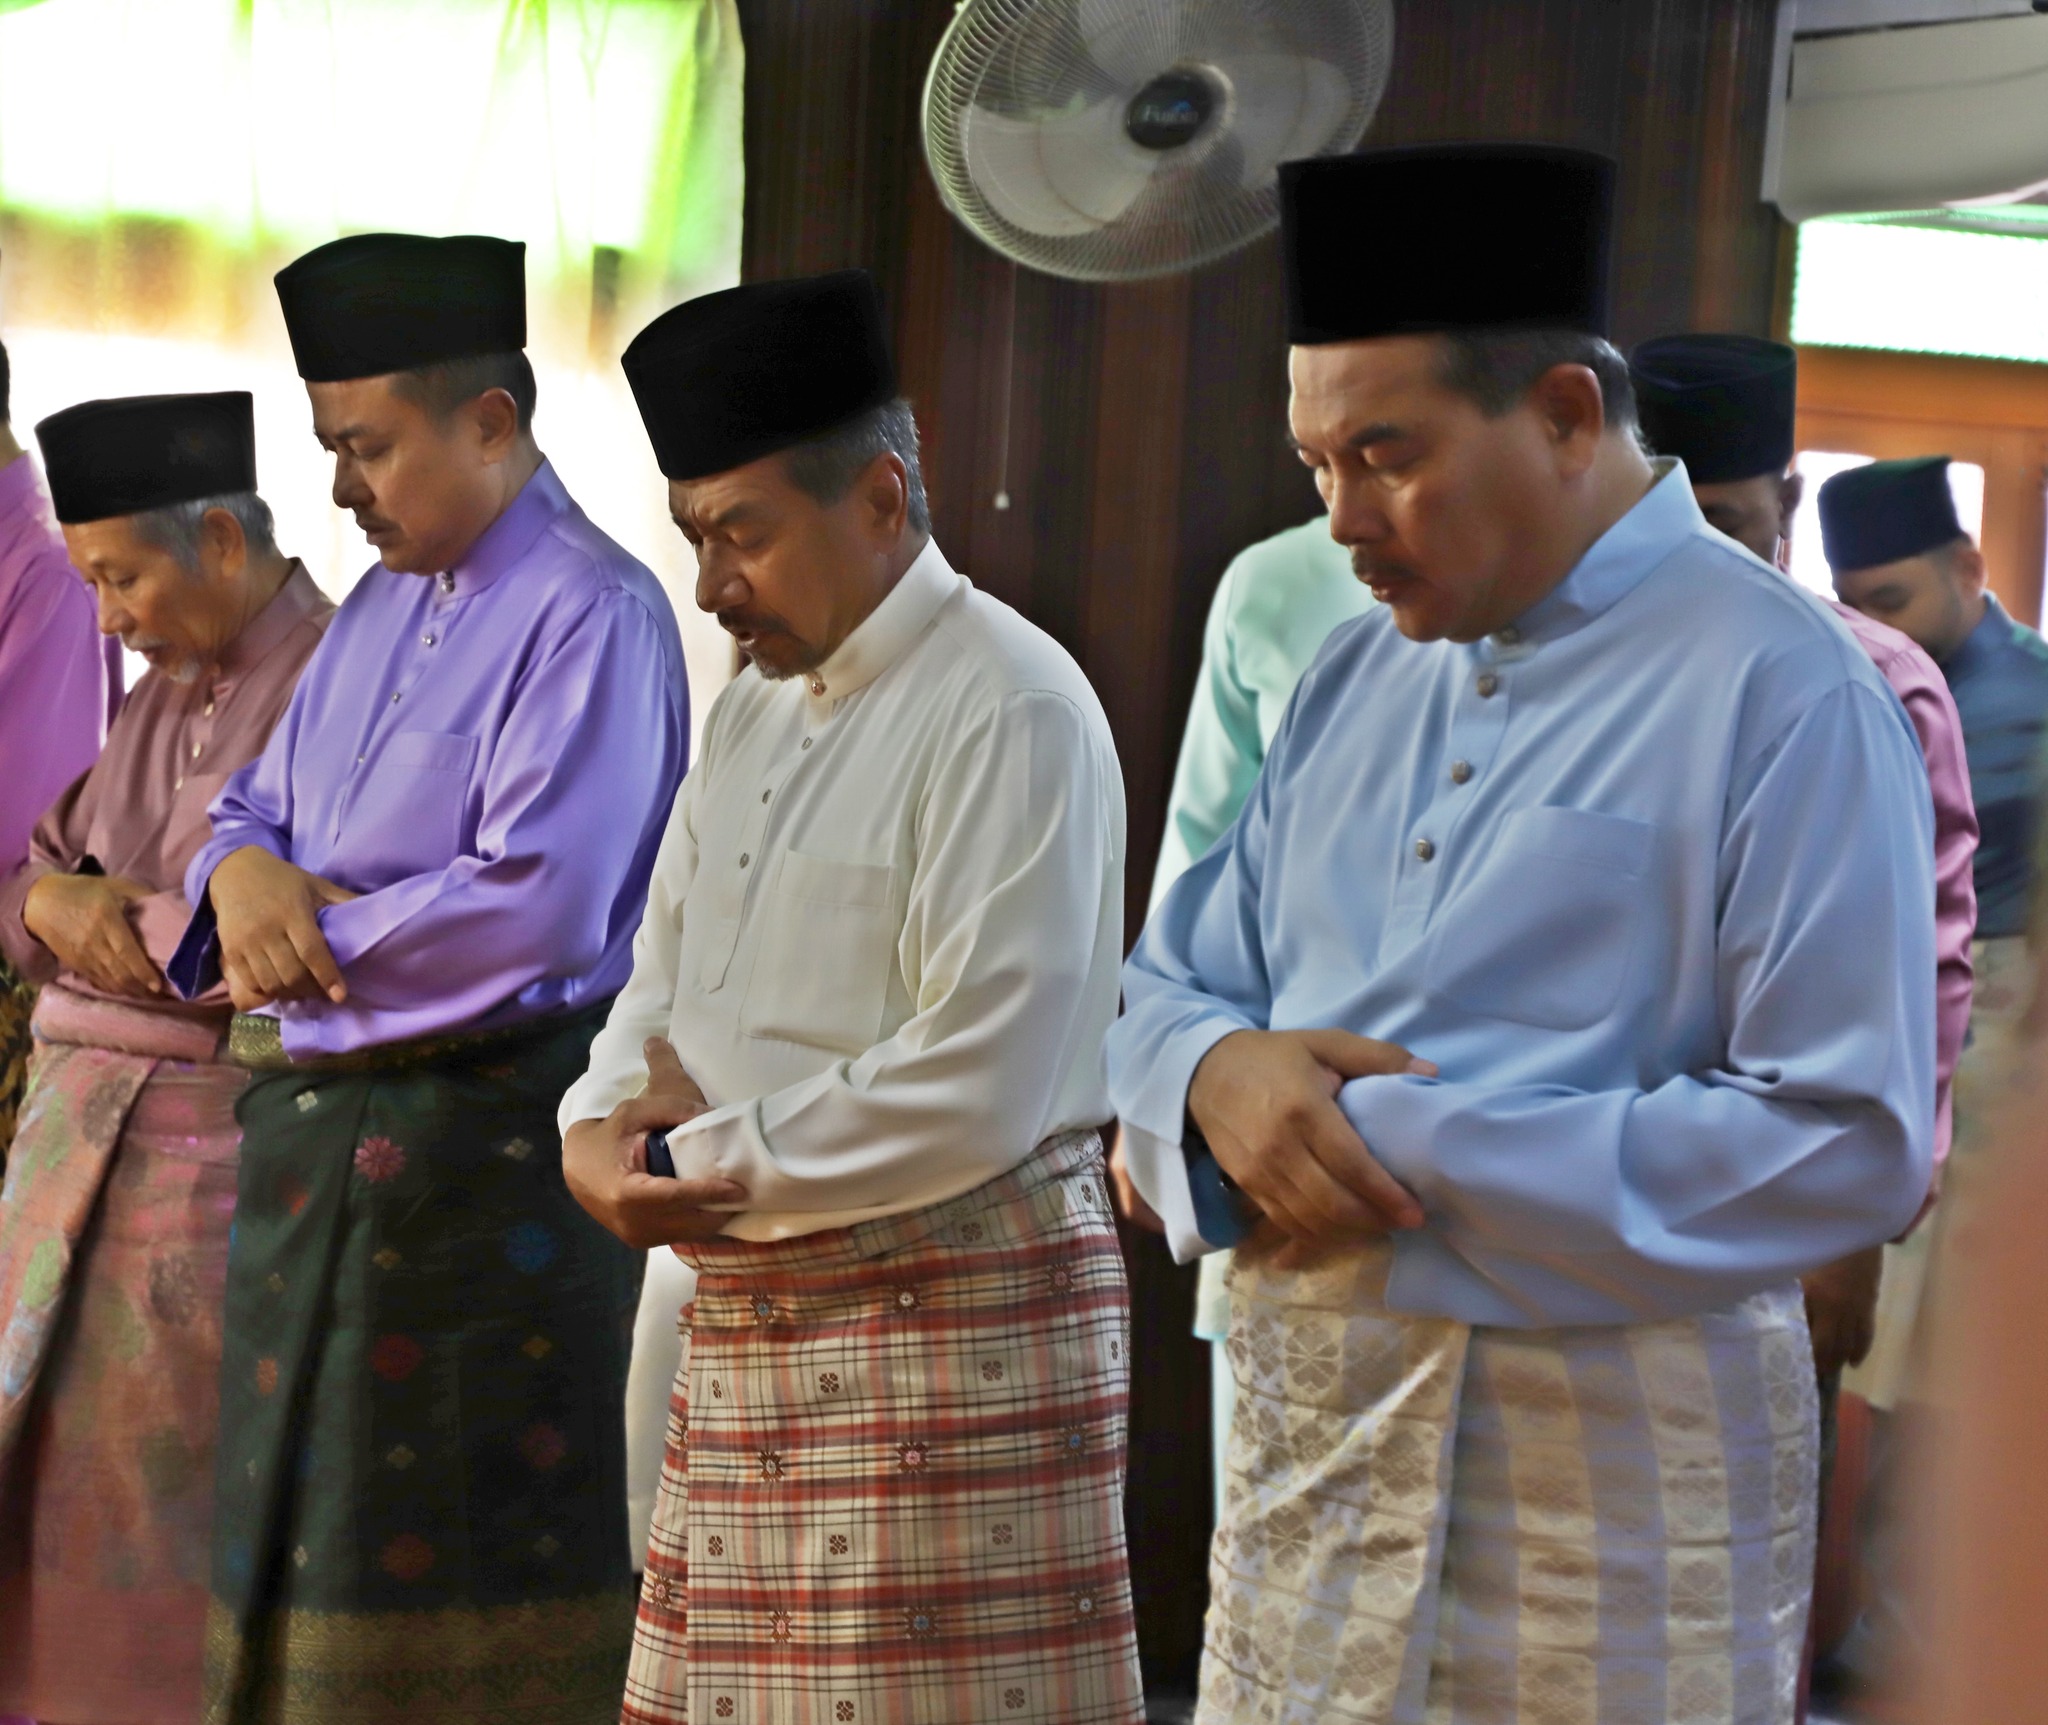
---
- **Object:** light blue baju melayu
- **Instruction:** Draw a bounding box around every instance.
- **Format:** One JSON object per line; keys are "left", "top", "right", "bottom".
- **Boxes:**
{"left": 1109, "top": 465, "right": 1935, "bottom": 1724}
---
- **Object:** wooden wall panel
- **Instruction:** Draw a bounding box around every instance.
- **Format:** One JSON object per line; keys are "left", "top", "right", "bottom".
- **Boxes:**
{"left": 733, "top": 0, "right": 1787, "bottom": 1688}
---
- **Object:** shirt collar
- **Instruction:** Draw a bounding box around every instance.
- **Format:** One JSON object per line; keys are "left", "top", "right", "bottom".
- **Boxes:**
{"left": 801, "top": 537, "right": 962, "bottom": 706}
{"left": 1940, "top": 591, "right": 2009, "bottom": 678}
{"left": 1508, "top": 459, "right": 1699, "bottom": 648}
{"left": 438, "top": 460, "right": 569, "bottom": 600}
{"left": 217, "top": 560, "right": 325, "bottom": 681}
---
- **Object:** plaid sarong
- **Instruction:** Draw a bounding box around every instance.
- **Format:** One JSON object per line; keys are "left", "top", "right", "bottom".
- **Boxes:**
{"left": 1204, "top": 1235, "right": 1818, "bottom": 1725}
{"left": 625, "top": 1128, "right": 1145, "bottom": 1725}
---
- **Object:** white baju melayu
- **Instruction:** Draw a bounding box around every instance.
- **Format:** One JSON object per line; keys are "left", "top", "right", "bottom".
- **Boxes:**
{"left": 561, "top": 537, "right": 1127, "bottom": 1554}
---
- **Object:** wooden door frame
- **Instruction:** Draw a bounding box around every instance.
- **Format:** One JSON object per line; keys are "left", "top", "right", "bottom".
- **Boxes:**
{"left": 1795, "top": 345, "right": 2048, "bottom": 626}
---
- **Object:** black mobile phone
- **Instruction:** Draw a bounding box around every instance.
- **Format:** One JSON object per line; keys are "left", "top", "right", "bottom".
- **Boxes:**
{"left": 643, "top": 1129, "right": 677, "bottom": 1180}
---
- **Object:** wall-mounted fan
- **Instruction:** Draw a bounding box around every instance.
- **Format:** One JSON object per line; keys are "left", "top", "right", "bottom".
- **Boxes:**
{"left": 922, "top": 0, "right": 1395, "bottom": 283}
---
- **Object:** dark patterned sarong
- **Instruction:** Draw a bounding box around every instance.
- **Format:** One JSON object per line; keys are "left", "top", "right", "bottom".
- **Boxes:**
{"left": 204, "top": 1004, "right": 644, "bottom": 1725}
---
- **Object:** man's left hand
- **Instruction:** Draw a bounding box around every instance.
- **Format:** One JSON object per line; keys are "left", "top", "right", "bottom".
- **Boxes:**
{"left": 562, "top": 1037, "right": 742, "bottom": 1249}
{"left": 1803, "top": 1245, "right": 1884, "bottom": 1378}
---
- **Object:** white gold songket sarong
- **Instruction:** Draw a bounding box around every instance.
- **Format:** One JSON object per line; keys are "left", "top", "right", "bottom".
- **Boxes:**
{"left": 1200, "top": 1239, "right": 1818, "bottom": 1725}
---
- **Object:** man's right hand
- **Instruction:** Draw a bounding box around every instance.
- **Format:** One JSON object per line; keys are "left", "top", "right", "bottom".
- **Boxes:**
{"left": 1188, "top": 1028, "right": 1434, "bottom": 1247}
{"left": 23, "top": 871, "right": 162, "bottom": 998}
{"left": 208, "top": 845, "right": 357, "bottom": 1012}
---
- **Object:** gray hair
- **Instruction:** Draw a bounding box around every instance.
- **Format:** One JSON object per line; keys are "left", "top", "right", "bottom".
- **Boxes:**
{"left": 1437, "top": 327, "right": 1643, "bottom": 443}
{"left": 129, "top": 491, "right": 279, "bottom": 571}
{"left": 781, "top": 397, "right": 931, "bottom": 535}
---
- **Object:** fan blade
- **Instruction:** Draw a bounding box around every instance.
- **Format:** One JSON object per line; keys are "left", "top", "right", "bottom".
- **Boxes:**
{"left": 1210, "top": 52, "right": 1356, "bottom": 187}
{"left": 962, "top": 97, "right": 1159, "bottom": 237}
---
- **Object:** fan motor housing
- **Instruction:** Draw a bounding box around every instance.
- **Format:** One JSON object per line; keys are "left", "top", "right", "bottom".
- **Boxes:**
{"left": 1125, "top": 66, "right": 1224, "bottom": 152}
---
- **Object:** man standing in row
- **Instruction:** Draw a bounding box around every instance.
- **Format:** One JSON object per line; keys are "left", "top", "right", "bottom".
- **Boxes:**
{"left": 0, "top": 392, "right": 331, "bottom": 1724}
{"left": 1629, "top": 335, "right": 1975, "bottom": 1384}
{"left": 0, "top": 334, "right": 118, "bottom": 1154}
{"left": 1822, "top": 456, "right": 2048, "bottom": 1036}
{"left": 1110, "top": 145, "right": 1934, "bottom": 1723}
{"left": 168, "top": 234, "right": 690, "bottom": 1724}
{"left": 560, "top": 271, "right": 1144, "bottom": 1725}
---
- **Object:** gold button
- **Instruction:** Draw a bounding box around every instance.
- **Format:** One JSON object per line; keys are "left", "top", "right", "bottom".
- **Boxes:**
{"left": 1476, "top": 673, "right": 1498, "bottom": 698}
{"left": 1450, "top": 760, "right": 1472, "bottom": 784}
{"left": 1415, "top": 838, "right": 1436, "bottom": 861}
{"left": 808, "top": 677, "right": 826, "bottom": 696}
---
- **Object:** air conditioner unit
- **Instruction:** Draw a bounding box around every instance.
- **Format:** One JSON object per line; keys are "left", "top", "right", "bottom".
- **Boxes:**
{"left": 1764, "top": 0, "right": 2048, "bottom": 219}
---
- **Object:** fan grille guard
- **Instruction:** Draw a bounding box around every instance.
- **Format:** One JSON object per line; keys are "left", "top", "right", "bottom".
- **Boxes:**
{"left": 923, "top": 0, "right": 1393, "bottom": 282}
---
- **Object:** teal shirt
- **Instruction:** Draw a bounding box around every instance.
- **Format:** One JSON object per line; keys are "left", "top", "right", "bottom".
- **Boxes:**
{"left": 1150, "top": 517, "right": 1371, "bottom": 908}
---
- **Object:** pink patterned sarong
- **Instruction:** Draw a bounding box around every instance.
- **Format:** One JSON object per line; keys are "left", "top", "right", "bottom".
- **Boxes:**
{"left": 0, "top": 985, "right": 245, "bottom": 1725}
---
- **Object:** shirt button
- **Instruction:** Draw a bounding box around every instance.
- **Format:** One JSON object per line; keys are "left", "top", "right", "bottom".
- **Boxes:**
{"left": 761, "top": 789, "right": 770, "bottom": 803}
{"left": 190, "top": 740, "right": 202, "bottom": 759}
{"left": 1476, "top": 673, "right": 1499, "bottom": 698}
{"left": 1495, "top": 625, "right": 1521, "bottom": 645}
{"left": 174, "top": 776, "right": 185, "bottom": 791}
{"left": 391, "top": 691, "right": 402, "bottom": 704}
{"left": 1415, "top": 837, "right": 1436, "bottom": 861}
{"left": 808, "top": 677, "right": 826, "bottom": 697}
{"left": 438, "top": 572, "right": 456, "bottom": 595}
{"left": 739, "top": 853, "right": 750, "bottom": 868}
{"left": 801, "top": 737, "right": 813, "bottom": 750}
{"left": 357, "top": 755, "right": 366, "bottom": 765}
{"left": 420, "top": 632, "right": 436, "bottom": 647}
{"left": 203, "top": 700, "right": 215, "bottom": 717}
{"left": 1450, "top": 760, "right": 1473, "bottom": 784}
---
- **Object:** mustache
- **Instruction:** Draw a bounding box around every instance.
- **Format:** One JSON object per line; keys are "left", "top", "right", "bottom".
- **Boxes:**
{"left": 716, "top": 609, "right": 788, "bottom": 637}
{"left": 1350, "top": 548, "right": 1415, "bottom": 584}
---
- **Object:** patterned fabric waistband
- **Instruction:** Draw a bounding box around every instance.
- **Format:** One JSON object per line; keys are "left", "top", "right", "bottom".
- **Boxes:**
{"left": 674, "top": 1127, "right": 1107, "bottom": 1277}
{"left": 229, "top": 997, "right": 614, "bottom": 1074}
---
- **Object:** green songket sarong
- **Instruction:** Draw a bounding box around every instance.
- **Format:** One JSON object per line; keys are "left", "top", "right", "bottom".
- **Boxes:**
{"left": 204, "top": 1003, "right": 643, "bottom": 1725}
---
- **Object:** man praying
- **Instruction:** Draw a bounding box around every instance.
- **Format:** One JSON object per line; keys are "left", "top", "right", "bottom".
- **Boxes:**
{"left": 167, "top": 233, "right": 690, "bottom": 1725}
{"left": 1630, "top": 334, "right": 1975, "bottom": 1387}
{"left": 1109, "top": 146, "right": 1935, "bottom": 1725}
{"left": 559, "top": 271, "right": 1144, "bottom": 1725}
{"left": 0, "top": 391, "right": 332, "bottom": 1725}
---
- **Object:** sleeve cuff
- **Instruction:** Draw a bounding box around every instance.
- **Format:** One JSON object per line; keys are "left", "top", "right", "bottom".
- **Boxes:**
{"left": 167, "top": 893, "right": 222, "bottom": 1000}
{"left": 1123, "top": 1120, "right": 1244, "bottom": 1263}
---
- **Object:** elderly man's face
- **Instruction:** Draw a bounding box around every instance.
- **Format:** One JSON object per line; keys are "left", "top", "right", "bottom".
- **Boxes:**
{"left": 308, "top": 375, "right": 515, "bottom": 576}
{"left": 63, "top": 515, "right": 221, "bottom": 681}
{"left": 1289, "top": 335, "right": 1590, "bottom": 643}
{"left": 670, "top": 450, "right": 911, "bottom": 680}
{"left": 1833, "top": 539, "right": 1985, "bottom": 662}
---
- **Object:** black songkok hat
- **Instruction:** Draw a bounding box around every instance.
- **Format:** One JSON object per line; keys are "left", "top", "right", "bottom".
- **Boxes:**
{"left": 1630, "top": 335, "right": 1797, "bottom": 485}
{"left": 1280, "top": 144, "right": 1616, "bottom": 346}
{"left": 275, "top": 233, "right": 526, "bottom": 382}
{"left": 35, "top": 391, "right": 257, "bottom": 525}
{"left": 620, "top": 271, "right": 896, "bottom": 481}
{"left": 1818, "top": 457, "right": 1965, "bottom": 574}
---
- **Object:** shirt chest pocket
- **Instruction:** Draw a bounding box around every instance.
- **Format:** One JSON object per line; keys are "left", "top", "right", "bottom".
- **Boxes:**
{"left": 340, "top": 731, "right": 478, "bottom": 887}
{"left": 739, "top": 851, "right": 901, "bottom": 1056}
{"left": 1422, "top": 807, "right": 1656, "bottom": 1032}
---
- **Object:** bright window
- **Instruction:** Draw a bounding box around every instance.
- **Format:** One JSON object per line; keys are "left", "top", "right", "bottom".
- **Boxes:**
{"left": 0, "top": 0, "right": 743, "bottom": 715}
{"left": 1791, "top": 211, "right": 2048, "bottom": 367}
